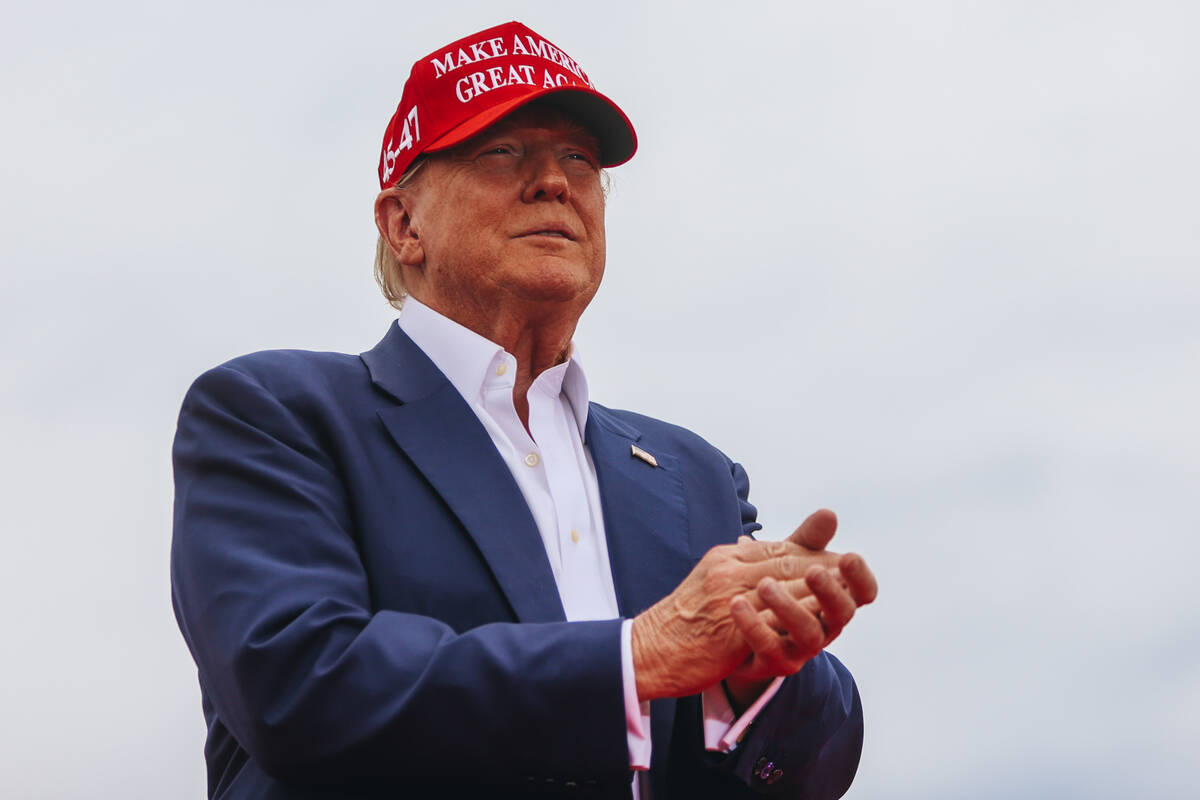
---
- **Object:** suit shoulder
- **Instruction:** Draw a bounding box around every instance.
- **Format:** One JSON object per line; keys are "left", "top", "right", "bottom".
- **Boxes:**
{"left": 220, "top": 348, "right": 362, "bottom": 383}
{"left": 182, "top": 347, "right": 370, "bottom": 410}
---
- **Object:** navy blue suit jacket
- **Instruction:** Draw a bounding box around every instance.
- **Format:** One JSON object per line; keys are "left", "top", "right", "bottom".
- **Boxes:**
{"left": 171, "top": 323, "right": 863, "bottom": 799}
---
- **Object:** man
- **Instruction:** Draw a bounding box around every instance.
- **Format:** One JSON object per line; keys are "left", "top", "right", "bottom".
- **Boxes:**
{"left": 172, "top": 21, "right": 877, "bottom": 800}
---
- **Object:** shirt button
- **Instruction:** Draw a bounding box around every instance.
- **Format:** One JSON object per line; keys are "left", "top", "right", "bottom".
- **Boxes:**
{"left": 496, "top": 363, "right": 507, "bottom": 376}
{"left": 570, "top": 529, "right": 580, "bottom": 544}
{"left": 524, "top": 452, "right": 539, "bottom": 467}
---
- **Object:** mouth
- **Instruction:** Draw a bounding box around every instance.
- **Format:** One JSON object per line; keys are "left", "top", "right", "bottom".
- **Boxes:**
{"left": 517, "top": 225, "right": 576, "bottom": 241}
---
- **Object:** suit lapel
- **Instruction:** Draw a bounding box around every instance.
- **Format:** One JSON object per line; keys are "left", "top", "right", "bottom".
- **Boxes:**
{"left": 362, "top": 323, "right": 565, "bottom": 624}
{"left": 586, "top": 406, "right": 691, "bottom": 786}
{"left": 585, "top": 406, "right": 695, "bottom": 619}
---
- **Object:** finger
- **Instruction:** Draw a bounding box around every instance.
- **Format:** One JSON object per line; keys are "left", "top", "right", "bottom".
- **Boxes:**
{"left": 730, "top": 594, "right": 798, "bottom": 673}
{"left": 739, "top": 577, "right": 816, "bottom": 613}
{"left": 804, "top": 567, "right": 857, "bottom": 636}
{"left": 755, "top": 578, "right": 826, "bottom": 655}
{"left": 757, "top": 597, "right": 836, "bottom": 637}
{"left": 731, "top": 536, "right": 794, "bottom": 563}
{"left": 838, "top": 552, "right": 878, "bottom": 606}
{"left": 786, "top": 508, "right": 838, "bottom": 551}
{"left": 750, "top": 551, "right": 842, "bottom": 589}
{"left": 726, "top": 538, "right": 842, "bottom": 581}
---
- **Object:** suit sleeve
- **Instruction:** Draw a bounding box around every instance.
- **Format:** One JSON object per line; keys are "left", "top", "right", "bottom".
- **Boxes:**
{"left": 678, "top": 460, "right": 864, "bottom": 798}
{"left": 717, "top": 653, "right": 863, "bottom": 798}
{"left": 170, "top": 364, "right": 630, "bottom": 785}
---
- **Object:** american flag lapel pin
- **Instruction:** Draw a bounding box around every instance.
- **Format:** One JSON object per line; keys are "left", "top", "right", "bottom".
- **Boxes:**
{"left": 630, "top": 444, "right": 658, "bottom": 468}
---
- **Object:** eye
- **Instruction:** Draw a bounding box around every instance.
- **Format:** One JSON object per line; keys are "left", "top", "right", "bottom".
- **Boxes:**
{"left": 477, "top": 143, "right": 517, "bottom": 158}
{"left": 563, "top": 151, "right": 599, "bottom": 170}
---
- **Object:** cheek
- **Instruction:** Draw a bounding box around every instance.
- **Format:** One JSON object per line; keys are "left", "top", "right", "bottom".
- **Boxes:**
{"left": 581, "top": 190, "right": 607, "bottom": 245}
{"left": 422, "top": 202, "right": 490, "bottom": 264}
{"left": 594, "top": 220, "right": 606, "bottom": 262}
{"left": 591, "top": 208, "right": 606, "bottom": 264}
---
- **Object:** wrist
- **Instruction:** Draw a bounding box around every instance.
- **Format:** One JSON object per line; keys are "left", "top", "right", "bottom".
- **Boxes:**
{"left": 722, "top": 674, "right": 773, "bottom": 715}
{"left": 632, "top": 604, "right": 680, "bottom": 702}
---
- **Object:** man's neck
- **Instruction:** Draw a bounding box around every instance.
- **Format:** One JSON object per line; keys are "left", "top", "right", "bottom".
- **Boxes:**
{"left": 409, "top": 290, "right": 582, "bottom": 432}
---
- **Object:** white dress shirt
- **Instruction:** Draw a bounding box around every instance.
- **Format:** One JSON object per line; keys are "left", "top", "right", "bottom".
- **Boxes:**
{"left": 396, "top": 298, "right": 781, "bottom": 783}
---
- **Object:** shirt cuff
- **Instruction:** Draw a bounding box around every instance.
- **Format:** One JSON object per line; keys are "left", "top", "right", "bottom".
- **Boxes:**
{"left": 701, "top": 676, "right": 785, "bottom": 752}
{"left": 620, "top": 619, "right": 652, "bottom": 771}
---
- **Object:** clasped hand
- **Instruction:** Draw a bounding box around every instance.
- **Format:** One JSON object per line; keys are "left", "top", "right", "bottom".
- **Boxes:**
{"left": 631, "top": 509, "right": 877, "bottom": 708}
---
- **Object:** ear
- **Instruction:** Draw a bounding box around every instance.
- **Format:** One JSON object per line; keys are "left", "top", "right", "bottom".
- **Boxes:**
{"left": 374, "top": 187, "right": 425, "bottom": 268}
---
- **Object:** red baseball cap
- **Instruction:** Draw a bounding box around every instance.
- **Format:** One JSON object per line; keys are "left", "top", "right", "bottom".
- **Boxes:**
{"left": 378, "top": 21, "right": 637, "bottom": 188}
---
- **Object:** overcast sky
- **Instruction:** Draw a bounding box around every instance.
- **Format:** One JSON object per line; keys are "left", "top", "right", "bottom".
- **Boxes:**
{"left": 2, "top": 2, "right": 1197, "bottom": 797}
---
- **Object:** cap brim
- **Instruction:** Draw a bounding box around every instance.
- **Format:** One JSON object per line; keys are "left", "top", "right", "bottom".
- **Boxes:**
{"left": 422, "top": 86, "right": 637, "bottom": 168}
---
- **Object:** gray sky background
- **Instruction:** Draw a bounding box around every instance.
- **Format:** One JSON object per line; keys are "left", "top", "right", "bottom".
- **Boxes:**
{"left": 2, "top": 1, "right": 1197, "bottom": 797}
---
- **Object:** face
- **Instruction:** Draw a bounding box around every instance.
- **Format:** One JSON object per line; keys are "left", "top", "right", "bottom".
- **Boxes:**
{"left": 393, "top": 106, "right": 607, "bottom": 323}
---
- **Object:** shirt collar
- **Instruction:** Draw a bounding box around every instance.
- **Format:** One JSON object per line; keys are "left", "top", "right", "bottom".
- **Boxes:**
{"left": 397, "top": 297, "right": 591, "bottom": 434}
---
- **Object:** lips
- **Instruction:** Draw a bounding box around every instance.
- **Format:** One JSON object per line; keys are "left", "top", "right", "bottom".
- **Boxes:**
{"left": 516, "top": 224, "right": 576, "bottom": 241}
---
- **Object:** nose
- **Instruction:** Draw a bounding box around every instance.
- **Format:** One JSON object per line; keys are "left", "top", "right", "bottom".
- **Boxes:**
{"left": 520, "top": 149, "right": 571, "bottom": 204}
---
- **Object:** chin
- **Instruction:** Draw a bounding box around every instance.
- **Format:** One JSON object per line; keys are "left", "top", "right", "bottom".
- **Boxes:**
{"left": 512, "top": 282, "right": 595, "bottom": 307}
{"left": 505, "top": 264, "right": 601, "bottom": 305}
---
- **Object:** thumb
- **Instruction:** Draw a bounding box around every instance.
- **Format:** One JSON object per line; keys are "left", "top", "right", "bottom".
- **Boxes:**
{"left": 787, "top": 508, "right": 838, "bottom": 551}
